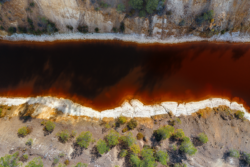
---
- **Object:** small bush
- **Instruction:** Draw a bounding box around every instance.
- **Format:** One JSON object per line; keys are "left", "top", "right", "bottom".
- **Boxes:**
{"left": 198, "top": 133, "right": 208, "bottom": 144}
{"left": 242, "top": 152, "right": 250, "bottom": 164}
{"left": 57, "top": 130, "right": 70, "bottom": 143}
{"left": 66, "top": 25, "right": 73, "bottom": 30}
{"left": 117, "top": 4, "right": 125, "bottom": 13}
{"left": 120, "top": 132, "right": 136, "bottom": 147}
{"left": 30, "top": 2, "right": 35, "bottom": 7}
{"left": 25, "top": 157, "right": 43, "bottom": 167}
{"left": 26, "top": 138, "right": 33, "bottom": 146}
{"left": 176, "top": 117, "right": 181, "bottom": 124}
{"left": 122, "top": 127, "right": 128, "bottom": 133}
{"left": 174, "top": 163, "right": 187, "bottom": 167}
{"left": 130, "top": 154, "right": 141, "bottom": 167}
{"left": 73, "top": 162, "right": 88, "bottom": 167}
{"left": 170, "top": 144, "right": 177, "bottom": 151}
{"left": 119, "top": 149, "right": 128, "bottom": 158}
{"left": 179, "top": 20, "right": 185, "bottom": 26}
{"left": 94, "top": 27, "right": 99, "bottom": 33}
{"left": 146, "top": 0, "right": 159, "bottom": 14}
{"left": 41, "top": 120, "right": 46, "bottom": 125}
{"left": 97, "top": 139, "right": 109, "bottom": 155}
{"left": 23, "top": 154, "right": 29, "bottom": 160}
{"left": 127, "top": 119, "right": 137, "bottom": 130}
{"left": 18, "top": 126, "right": 31, "bottom": 137}
{"left": 77, "top": 25, "right": 88, "bottom": 33}
{"left": 106, "top": 130, "right": 120, "bottom": 147}
{"left": 57, "top": 163, "right": 66, "bottom": 167}
{"left": 112, "top": 27, "right": 118, "bottom": 33}
{"left": 0, "top": 26, "right": 4, "bottom": 30}
{"left": 0, "top": 152, "right": 21, "bottom": 166}
{"left": 59, "top": 152, "right": 65, "bottom": 158}
{"left": 8, "top": 27, "right": 16, "bottom": 34}
{"left": 53, "top": 157, "right": 59, "bottom": 164}
{"left": 120, "top": 22, "right": 125, "bottom": 33}
{"left": 156, "top": 150, "right": 169, "bottom": 166}
{"left": 235, "top": 110, "right": 244, "bottom": 120}
{"left": 118, "top": 116, "right": 127, "bottom": 125}
{"left": 76, "top": 131, "right": 92, "bottom": 148}
{"left": 18, "top": 26, "right": 27, "bottom": 33}
{"left": 130, "top": 144, "right": 140, "bottom": 154}
{"left": 229, "top": 149, "right": 240, "bottom": 158}
{"left": 195, "top": 10, "right": 214, "bottom": 25}
{"left": 174, "top": 129, "right": 185, "bottom": 139}
{"left": 154, "top": 125, "right": 174, "bottom": 141}
{"left": 0, "top": 108, "right": 2, "bottom": 117}
{"left": 139, "top": 10, "right": 146, "bottom": 17}
{"left": 140, "top": 148, "right": 156, "bottom": 167}
{"left": 182, "top": 136, "right": 190, "bottom": 142}
{"left": 45, "top": 121, "right": 55, "bottom": 132}
{"left": 129, "top": 0, "right": 143, "bottom": 10}
{"left": 99, "top": 1, "right": 109, "bottom": 8}
{"left": 64, "top": 159, "right": 70, "bottom": 165}
{"left": 136, "top": 132, "right": 144, "bottom": 140}
{"left": 71, "top": 130, "right": 77, "bottom": 138}
{"left": 104, "top": 123, "right": 111, "bottom": 129}
{"left": 180, "top": 139, "right": 197, "bottom": 156}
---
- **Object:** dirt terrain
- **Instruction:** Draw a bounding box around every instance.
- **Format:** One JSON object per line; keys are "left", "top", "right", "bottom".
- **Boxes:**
{"left": 0, "top": 105, "right": 250, "bottom": 167}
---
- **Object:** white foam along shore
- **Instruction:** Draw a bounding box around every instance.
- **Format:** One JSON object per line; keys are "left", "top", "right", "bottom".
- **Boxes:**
{"left": 0, "top": 96, "right": 249, "bottom": 120}
{"left": 2, "top": 31, "right": 250, "bottom": 44}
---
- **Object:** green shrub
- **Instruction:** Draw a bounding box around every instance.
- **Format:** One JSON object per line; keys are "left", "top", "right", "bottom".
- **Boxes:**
{"left": 18, "top": 26, "right": 27, "bottom": 33}
{"left": 130, "top": 144, "right": 140, "bottom": 154}
{"left": 174, "top": 129, "right": 185, "bottom": 139}
{"left": 25, "top": 157, "right": 43, "bottom": 167}
{"left": 129, "top": 0, "right": 143, "bottom": 9}
{"left": 146, "top": 0, "right": 159, "bottom": 14}
{"left": 66, "top": 25, "right": 73, "bottom": 30}
{"left": 0, "top": 108, "right": 2, "bottom": 117}
{"left": 139, "top": 10, "right": 146, "bottom": 17}
{"left": 106, "top": 130, "right": 120, "bottom": 147}
{"left": 127, "top": 119, "right": 137, "bottom": 130}
{"left": 198, "top": 133, "right": 208, "bottom": 144}
{"left": 53, "top": 157, "right": 59, "bottom": 164}
{"left": 242, "top": 152, "right": 250, "bottom": 164}
{"left": 118, "top": 116, "right": 127, "bottom": 124}
{"left": 180, "top": 139, "right": 197, "bottom": 156}
{"left": 59, "top": 152, "right": 65, "bottom": 158}
{"left": 57, "top": 130, "right": 70, "bottom": 143}
{"left": 0, "top": 26, "right": 3, "bottom": 30}
{"left": 136, "top": 132, "right": 144, "bottom": 140}
{"left": 30, "top": 2, "right": 35, "bottom": 7}
{"left": 41, "top": 120, "right": 46, "bottom": 125}
{"left": 119, "top": 149, "right": 128, "bottom": 158}
{"left": 45, "top": 121, "right": 55, "bottom": 132}
{"left": 174, "top": 163, "right": 187, "bottom": 167}
{"left": 182, "top": 136, "right": 190, "bottom": 142}
{"left": 154, "top": 125, "right": 174, "bottom": 141}
{"left": 71, "top": 130, "right": 77, "bottom": 138}
{"left": 140, "top": 148, "right": 156, "bottom": 167}
{"left": 94, "top": 27, "right": 99, "bottom": 33}
{"left": 97, "top": 139, "right": 109, "bottom": 155}
{"left": 77, "top": 25, "right": 88, "bottom": 33}
{"left": 0, "top": 152, "right": 21, "bottom": 167}
{"left": 18, "top": 126, "right": 31, "bottom": 137}
{"left": 120, "top": 22, "right": 125, "bottom": 33}
{"left": 170, "top": 144, "right": 177, "bottom": 151}
{"left": 130, "top": 154, "right": 141, "bottom": 167}
{"left": 229, "top": 149, "right": 240, "bottom": 158}
{"left": 73, "top": 162, "right": 88, "bottom": 167}
{"left": 64, "top": 159, "right": 69, "bottom": 165}
{"left": 156, "top": 150, "right": 169, "bottom": 166}
{"left": 57, "top": 163, "right": 66, "bottom": 167}
{"left": 76, "top": 131, "right": 92, "bottom": 148}
{"left": 195, "top": 10, "right": 214, "bottom": 25}
{"left": 179, "top": 20, "right": 185, "bottom": 26}
{"left": 120, "top": 132, "right": 137, "bottom": 147}
{"left": 122, "top": 127, "right": 128, "bottom": 133}
{"left": 23, "top": 154, "right": 29, "bottom": 160}
{"left": 235, "top": 110, "right": 244, "bottom": 120}
{"left": 99, "top": 1, "right": 109, "bottom": 8}
{"left": 8, "top": 27, "right": 16, "bottom": 34}
{"left": 112, "top": 27, "right": 118, "bottom": 33}
{"left": 117, "top": 4, "right": 125, "bottom": 13}
{"left": 26, "top": 138, "right": 33, "bottom": 146}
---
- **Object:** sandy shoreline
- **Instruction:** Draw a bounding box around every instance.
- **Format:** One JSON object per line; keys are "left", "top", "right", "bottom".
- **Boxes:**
{"left": 1, "top": 31, "right": 250, "bottom": 44}
{"left": 0, "top": 96, "right": 249, "bottom": 120}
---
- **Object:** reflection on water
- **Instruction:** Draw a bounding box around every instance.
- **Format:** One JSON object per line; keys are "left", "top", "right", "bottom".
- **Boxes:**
{"left": 0, "top": 40, "right": 250, "bottom": 111}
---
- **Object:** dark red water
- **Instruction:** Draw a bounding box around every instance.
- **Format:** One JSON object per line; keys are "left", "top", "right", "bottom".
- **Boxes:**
{"left": 0, "top": 40, "right": 250, "bottom": 111}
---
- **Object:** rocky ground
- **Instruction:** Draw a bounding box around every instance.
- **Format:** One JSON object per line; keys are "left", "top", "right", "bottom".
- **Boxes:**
{"left": 0, "top": 105, "right": 250, "bottom": 167}
{"left": 0, "top": 0, "right": 250, "bottom": 39}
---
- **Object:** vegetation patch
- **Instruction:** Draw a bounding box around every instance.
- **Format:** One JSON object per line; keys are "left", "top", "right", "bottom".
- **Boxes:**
{"left": 174, "top": 129, "right": 185, "bottom": 139}
{"left": 97, "top": 139, "right": 109, "bottom": 155}
{"left": 198, "top": 132, "right": 208, "bottom": 144}
{"left": 120, "top": 132, "right": 136, "bottom": 147}
{"left": 57, "top": 130, "right": 70, "bottom": 143}
{"left": 26, "top": 138, "right": 33, "bottom": 146}
{"left": 179, "top": 137, "right": 197, "bottom": 156}
{"left": 106, "top": 130, "right": 120, "bottom": 147}
{"left": 156, "top": 150, "right": 169, "bottom": 166}
{"left": 18, "top": 126, "right": 32, "bottom": 137}
{"left": 76, "top": 131, "right": 92, "bottom": 148}
{"left": 119, "top": 149, "right": 128, "bottom": 158}
{"left": 235, "top": 110, "right": 244, "bottom": 120}
{"left": 195, "top": 10, "right": 214, "bottom": 25}
{"left": 44, "top": 120, "right": 55, "bottom": 132}
{"left": 136, "top": 132, "right": 144, "bottom": 140}
{"left": 229, "top": 149, "right": 240, "bottom": 158}
{"left": 127, "top": 119, "right": 138, "bottom": 130}
{"left": 154, "top": 125, "right": 174, "bottom": 141}
{"left": 117, "top": 4, "right": 125, "bottom": 13}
